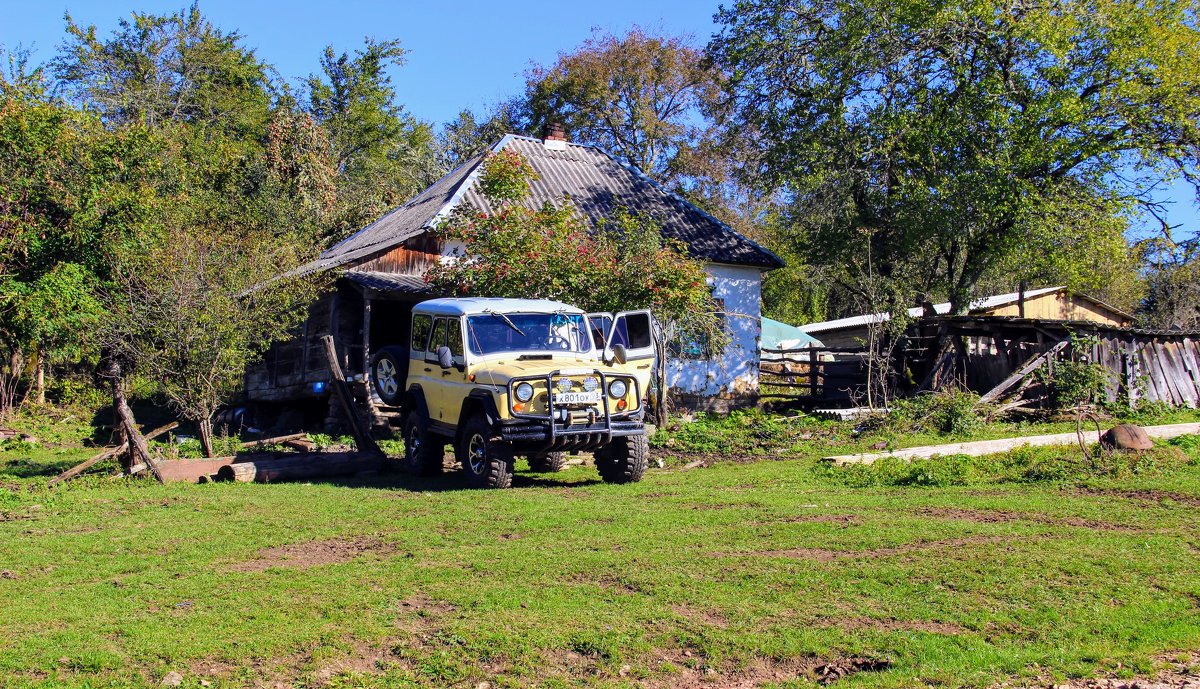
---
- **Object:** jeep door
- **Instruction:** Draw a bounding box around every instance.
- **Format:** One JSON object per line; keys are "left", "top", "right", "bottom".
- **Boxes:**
{"left": 422, "top": 316, "right": 468, "bottom": 427}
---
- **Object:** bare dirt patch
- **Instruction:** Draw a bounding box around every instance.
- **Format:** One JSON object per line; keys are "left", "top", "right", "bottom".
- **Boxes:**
{"left": 671, "top": 603, "right": 731, "bottom": 628}
{"left": 745, "top": 535, "right": 1017, "bottom": 562}
{"left": 1071, "top": 487, "right": 1200, "bottom": 507}
{"left": 917, "top": 506, "right": 1141, "bottom": 532}
{"left": 829, "top": 615, "right": 964, "bottom": 635}
{"left": 644, "top": 651, "right": 892, "bottom": 688}
{"left": 778, "top": 514, "right": 861, "bottom": 526}
{"left": 228, "top": 536, "right": 396, "bottom": 573}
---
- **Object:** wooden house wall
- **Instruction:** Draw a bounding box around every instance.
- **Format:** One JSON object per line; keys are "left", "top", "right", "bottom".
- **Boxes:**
{"left": 984, "top": 293, "right": 1130, "bottom": 327}
{"left": 353, "top": 235, "right": 440, "bottom": 275}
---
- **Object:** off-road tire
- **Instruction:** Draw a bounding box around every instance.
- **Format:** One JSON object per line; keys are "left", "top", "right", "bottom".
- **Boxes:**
{"left": 527, "top": 451, "right": 568, "bottom": 472}
{"left": 400, "top": 413, "right": 443, "bottom": 476}
{"left": 457, "top": 415, "right": 514, "bottom": 488}
{"left": 370, "top": 346, "right": 407, "bottom": 406}
{"left": 595, "top": 434, "right": 649, "bottom": 484}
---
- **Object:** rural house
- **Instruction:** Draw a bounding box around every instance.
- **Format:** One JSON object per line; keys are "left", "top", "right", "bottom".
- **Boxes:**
{"left": 245, "top": 129, "right": 784, "bottom": 425}
{"left": 800, "top": 287, "right": 1134, "bottom": 349}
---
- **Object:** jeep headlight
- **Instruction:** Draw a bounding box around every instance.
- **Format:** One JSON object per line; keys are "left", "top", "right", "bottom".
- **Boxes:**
{"left": 514, "top": 382, "right": 534, "bottom": 403}
{"left": 608, "top": 379, "right": 628, "bottom": 399}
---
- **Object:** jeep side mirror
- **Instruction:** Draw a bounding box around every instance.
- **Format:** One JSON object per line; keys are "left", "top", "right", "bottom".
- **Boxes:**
{"left": 611, "top": 344, "right": 628, "bottom": 365}
{"left": 437, "top": 345, "right": 454, "bottom": 370}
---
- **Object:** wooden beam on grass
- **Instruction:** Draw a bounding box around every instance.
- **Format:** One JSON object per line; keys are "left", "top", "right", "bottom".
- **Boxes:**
{"left": 49, "top": 421, "right": 179, "bottom": 486}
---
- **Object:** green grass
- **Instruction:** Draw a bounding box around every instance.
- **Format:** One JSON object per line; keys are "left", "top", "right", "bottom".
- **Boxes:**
{"left": 1, "top": 405, "right": 1200, "bottom": 688}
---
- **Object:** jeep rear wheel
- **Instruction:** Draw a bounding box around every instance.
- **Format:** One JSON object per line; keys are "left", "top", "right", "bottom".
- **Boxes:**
{"left": 595, "top": 435, "right": 649, "bottom": 484}
{"left": 370, "top": 346, "right": 407, "bottom": 406}
{"left": 457, "top": 416, "right": 513, "bottom": 488}
{"left": 400, "top": 413, "right": 443, "bottom": 476}
{"left": 527, "top": 451, "right": 568, "bottom": 472}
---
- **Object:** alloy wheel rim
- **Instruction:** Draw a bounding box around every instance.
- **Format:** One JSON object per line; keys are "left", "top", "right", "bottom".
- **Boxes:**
{"left": 468, "top": 433, "right": 487, "bottom": 474}
{"left": 377, "top": 359, "right": 397, "bottom": 396}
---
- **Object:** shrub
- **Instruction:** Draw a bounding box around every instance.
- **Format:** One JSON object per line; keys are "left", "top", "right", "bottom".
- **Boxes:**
{"left": 888, "top": 390, "right": 987, "bottom": 436}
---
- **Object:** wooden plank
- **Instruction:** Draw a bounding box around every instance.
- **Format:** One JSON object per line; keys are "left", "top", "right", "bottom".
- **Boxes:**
{"left": 823, "top": 422, "right": 1200, "bottom": 465}
{"left": 49, "top": 422, "right": 179, "bottom": 486}
{"left": 320, "top": 335, "right": 382, "bottom": 458}
{"left": 978, "top": 338, "right": 1069, "bottom": 404}
{"left": 1160, "top": 341, "right": 1196, "bottom": 408}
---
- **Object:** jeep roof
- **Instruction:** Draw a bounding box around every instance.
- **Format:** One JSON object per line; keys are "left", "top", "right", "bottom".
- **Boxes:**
{"left": 413, "top": 297, "right": 586, "bottom": 317}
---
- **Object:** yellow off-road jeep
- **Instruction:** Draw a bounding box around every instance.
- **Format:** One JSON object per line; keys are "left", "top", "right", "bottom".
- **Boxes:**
{"left": 370, "top": 298, "right": 656, "bottom": 488}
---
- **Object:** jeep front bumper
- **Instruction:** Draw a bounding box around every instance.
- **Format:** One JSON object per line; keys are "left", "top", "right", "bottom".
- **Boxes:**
{"left": 498, "top": 413, "right": 645, "bottom": 452}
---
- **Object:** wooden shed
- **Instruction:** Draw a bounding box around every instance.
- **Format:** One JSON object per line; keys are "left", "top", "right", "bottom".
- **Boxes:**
{"left": 801, "top": 287, "right": 1133, "bottom": 349}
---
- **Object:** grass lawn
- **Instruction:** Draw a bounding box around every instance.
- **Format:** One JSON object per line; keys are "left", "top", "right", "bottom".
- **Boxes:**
{"left": 2, "top": 405, "right": 1200, "bottom": 688}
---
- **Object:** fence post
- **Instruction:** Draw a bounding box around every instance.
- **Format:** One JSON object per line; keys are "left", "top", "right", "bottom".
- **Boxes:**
{"left": 809, "top": 344, "right": 819, "bottom": 398}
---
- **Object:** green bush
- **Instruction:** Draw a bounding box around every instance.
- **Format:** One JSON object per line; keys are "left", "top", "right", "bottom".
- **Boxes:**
{"left": 888, "top": 390, "right": 987, "bottom": 436}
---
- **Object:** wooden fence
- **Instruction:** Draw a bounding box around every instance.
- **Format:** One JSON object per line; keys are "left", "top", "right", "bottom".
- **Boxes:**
{"left": 759, "top": 346, "right": 870, "bottom": 404}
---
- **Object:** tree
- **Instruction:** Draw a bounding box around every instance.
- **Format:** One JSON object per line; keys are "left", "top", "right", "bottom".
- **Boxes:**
{"left": 438, "top": 98, "right": 532, "bottom": 169}
{"left": 106, "top": 219, "right": 322, "bottom": 457}
{"left": 54, "top": 2, "right": 271, "bottom": 139}
{"left": 525, "top": 28, "right": 720, "bottom": 184}
{"left": 305, "top": 38, "right": 444, "bottom": 241}
{"left": 424, "top": 149, "right": 723, "bottom": 346}
{"left": 709, "top": 0, "right": 1200, "bottom": 313}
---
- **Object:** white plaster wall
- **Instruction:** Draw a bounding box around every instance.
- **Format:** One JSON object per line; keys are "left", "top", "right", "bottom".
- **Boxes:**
{"left": 666, "top": 263, "right": 763, "bottom": 398}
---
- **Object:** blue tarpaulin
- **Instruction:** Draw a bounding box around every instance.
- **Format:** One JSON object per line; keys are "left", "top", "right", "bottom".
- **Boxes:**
{"left": 761, "top": 317, "right": 824, "bottom": 350}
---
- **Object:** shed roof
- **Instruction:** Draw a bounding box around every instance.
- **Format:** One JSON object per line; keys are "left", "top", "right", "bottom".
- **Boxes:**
{"left": 801, "top": 287, "right": 1074, "bottom": 333}
{"left": 305, "top": 134, "right": 784, "bottom": 275}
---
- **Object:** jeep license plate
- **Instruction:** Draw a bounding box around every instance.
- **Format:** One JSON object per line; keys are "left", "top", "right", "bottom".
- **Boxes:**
{"left": 554, "top": 391, "right": 601, "bottom": 405}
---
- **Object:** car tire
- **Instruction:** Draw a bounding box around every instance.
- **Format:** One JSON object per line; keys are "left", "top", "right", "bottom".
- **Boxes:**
{"left": 370, "top": 346, "right": 407, "bottom": 406}
{"left": 595, "top": 435, "right": 649, "bottom": 484}
{"left": 400, "top": 413, "right": 443, "bottom": 476}
{"left": 527, "top": 451, "right": 568, "bottom": 472}
{"left": 457, "top": 415, "right": 514, "bottom": 489}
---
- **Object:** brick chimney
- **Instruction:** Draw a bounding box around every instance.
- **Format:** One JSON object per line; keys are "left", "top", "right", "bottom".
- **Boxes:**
{"left": 542, "top": 121, "right": 568, "bottom": 151}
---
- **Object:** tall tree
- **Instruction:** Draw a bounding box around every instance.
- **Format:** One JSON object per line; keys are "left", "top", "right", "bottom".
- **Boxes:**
{"left": 53, "top": 2, "right": 271, "bottom": 139}
{"left": 305, "top": 38, "right": 443, "bottom": 240}
{"left": 709, "top": 0, "right": 1200, "bottom": 313}
{"left": 525, "top": 28, "right": 720, "bottom": 184}
{"left": 439, "top": 98, "right": 532, "bottom": 169}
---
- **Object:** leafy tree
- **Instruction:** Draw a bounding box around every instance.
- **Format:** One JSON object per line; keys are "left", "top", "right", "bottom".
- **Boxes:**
{"left": 106, "top": 217, "right": 323, "bottom": 457}
{"left": 709, "top": 0, "right": 1200, "bottom": 313}
{"left": 425, "top": 150, "right": 723, "bottom": 346}
{"left": 305, "top": 38, "right": 444, "bottom": 240}
{"left": 525, "top": 28, "right": 720, "bottom": 184}
{"left": 439, "top": 99, "right": 532, "bottom": 169}
{"left": 53, "top": 2, "right": 272, "bottom": 139}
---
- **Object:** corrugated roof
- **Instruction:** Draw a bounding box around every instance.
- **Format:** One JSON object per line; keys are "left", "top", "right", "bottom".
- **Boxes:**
{"left": 342, "top": 271, "right": 434, "bottom": 294}
{"left": 305, "top": 134, "right": 784, "bottom": 275}
{"left": 801, "top": 287, "right": 1066, "bottom": 333}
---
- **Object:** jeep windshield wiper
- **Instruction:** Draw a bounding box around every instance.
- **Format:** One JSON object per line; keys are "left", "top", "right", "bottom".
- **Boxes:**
{"left": 484, "top": 309, "right": 525, "bottom": 337}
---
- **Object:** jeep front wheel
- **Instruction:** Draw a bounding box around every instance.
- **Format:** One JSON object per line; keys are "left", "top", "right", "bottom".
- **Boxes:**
{"left": 457, "top": 416, "right": 514, "bottom": 488}
{"left": 527, "top": 451, "right": 568, "bottom": 472}
{"left": 595, "top": 435, "right": 649, "bottom": 484}
{"left": 400, "top": 413, "right": 443, "bottom": 476}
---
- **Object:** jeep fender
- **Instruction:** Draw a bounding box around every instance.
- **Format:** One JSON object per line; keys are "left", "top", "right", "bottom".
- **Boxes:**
{"left": 456, "top": 390, "right": 502, "bottom": 441}
{"left": 405, "top": 385, "right": 430, "bottom": 419}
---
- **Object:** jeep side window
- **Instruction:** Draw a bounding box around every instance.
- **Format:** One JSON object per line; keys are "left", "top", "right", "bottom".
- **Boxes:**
{"left": 411, "top": 314, "right": 432, "bottom": 355}
{"left": 427, "top": 318, "right": 449, "bottom": 358}
{"left": 447, "top": 318, "right": 464, "bottom": 358}
{"left": 613, "top": 313, "right": 652, "bottom": 349}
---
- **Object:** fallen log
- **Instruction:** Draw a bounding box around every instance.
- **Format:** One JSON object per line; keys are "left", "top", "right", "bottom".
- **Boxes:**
{"left": 239, "top": 432, "right": 308, "bottom": 449}
{"left": 215, "top": 451, "right": 383, "bottom": 483}
{"left": 49, "top": 421, "right": 179, "bottom": 486}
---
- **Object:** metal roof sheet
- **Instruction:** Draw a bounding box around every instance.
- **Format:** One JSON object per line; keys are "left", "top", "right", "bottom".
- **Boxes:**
{"left": 305, "top": 134, "right": 784, "bottom": 275}
{"left": 801, "top": 287, "right": 1067, "bottom": 333}
{"left": 342, "top": 270, "right": 434, "bottom": 294}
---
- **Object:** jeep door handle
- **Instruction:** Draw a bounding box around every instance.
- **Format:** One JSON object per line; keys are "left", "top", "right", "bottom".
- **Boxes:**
{"left": 441, "top": 370, "right": 453, "bottom": 376}
{"left": 423, "top": 367, "right": 432, "bottom": 373}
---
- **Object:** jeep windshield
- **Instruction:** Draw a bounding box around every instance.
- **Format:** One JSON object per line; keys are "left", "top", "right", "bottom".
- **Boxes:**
{"left": 466, "top": 312, "right": 593, "bottom": 355}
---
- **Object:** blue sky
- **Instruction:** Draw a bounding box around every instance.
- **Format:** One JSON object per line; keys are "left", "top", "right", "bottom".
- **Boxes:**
{"left": 0, "top": 0, "right": 719, "bottom": 124}
{"left": 1, "top": 0, "right": 1195, "bottom": 239}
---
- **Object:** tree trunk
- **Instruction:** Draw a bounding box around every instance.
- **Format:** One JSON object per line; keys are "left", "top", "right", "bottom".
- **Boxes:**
{"left": 198, "top": 418, "right": 215, "bottom": 458}
{"left": 34, "top": 348, "right": 44, "bottom": 405}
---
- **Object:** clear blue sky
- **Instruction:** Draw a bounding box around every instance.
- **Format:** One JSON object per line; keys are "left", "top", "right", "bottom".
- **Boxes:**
{"left": 1, "top": 0, "right": 1195, "bottom": 239}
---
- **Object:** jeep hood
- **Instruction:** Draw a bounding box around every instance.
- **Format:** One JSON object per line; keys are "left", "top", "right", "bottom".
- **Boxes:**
{"left": 469, "top": 357, "right": 606, "bottom": 386}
